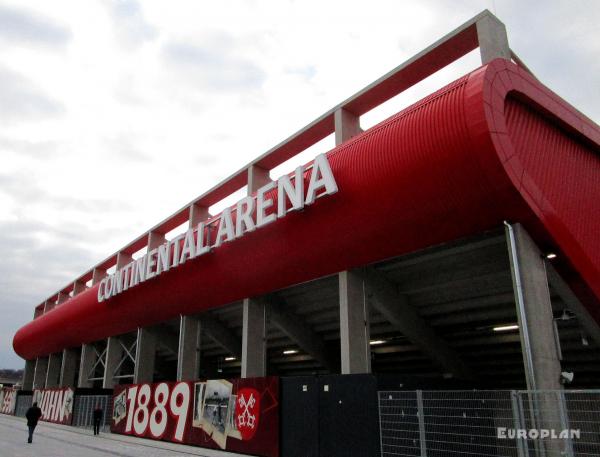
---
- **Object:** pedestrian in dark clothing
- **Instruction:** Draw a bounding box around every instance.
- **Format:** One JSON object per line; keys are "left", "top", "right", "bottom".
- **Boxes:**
{"left": 25, "top": 402, "right": 42, "bottom": 443}
{"left": 93, "top": 404, "right": 103, "bottom": 435}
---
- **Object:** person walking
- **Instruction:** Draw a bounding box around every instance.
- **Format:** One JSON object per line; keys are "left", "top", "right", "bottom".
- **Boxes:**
{"left": 92, "top": 404, "right": 103, "bottom": 435}
{"left": 25, "top": 402, "right": 42, "bottom": 444}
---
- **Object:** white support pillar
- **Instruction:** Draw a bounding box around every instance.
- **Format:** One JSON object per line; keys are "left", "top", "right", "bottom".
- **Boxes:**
{"left": 189, "top": 203, "right": 209, "bottom": 227}
{"left": 33, "top": 357, "right": 49, "bottom": 390}
{"left": 475, "top": 13, "right": 511, "bottom": 64}
{"left": 56, "top": 292, "right": 68, "bottom": 306}
{"left": 505, "top": 223, "right": 562, "bottom": 391}
{"left": 60, "top": 348, "right": 78, "bottom": 387}
{"left": 78, "top": 343, "right": 96, "bottom": 388}
{"left": 22, "top": 360, "right": 36, "bottom": 390}
{"left": 241, "top": 298, "right": 267, "bottom": 378}
{"left": 334, "top": 108, "right": 362, "bottom": 146}
{"left": 92, "top": 268, "right": 107, "bottom": 285}
{"left": 45, "top": 352, "right": 62, "bottom": 388}
{"left": 72, "top": 280, "right": 87, "bottom": 296}
{"left": 134, "top": 327, "right": 156, "bottom": 384}
{"left": 177, "top": 315, "right": 201, "bottom": 381}
{"left": 339, "top": 270, "right": 371, "bottom": 374}
{"left": 247, "top": 165, "right": 271, "bottom": 194}
{"left": 103, "top": 336, "right": 124, "bottom": 389}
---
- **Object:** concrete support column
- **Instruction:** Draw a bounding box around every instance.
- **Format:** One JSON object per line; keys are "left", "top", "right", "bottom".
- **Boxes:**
{"left": 92, "top": 268, "right": 107, "bottom": 285}
{"left": 60, "top": 348, "right": 78, "bottom": 387}
{"left": 103, "top": 336, "right": 124, "bottom": 389}
{"left": 339, "top": 270, "right": 371, "bottom": 374}
{"left": 56, "top": 292, "right": 68, "bottom": 305}
{"left": 247, "top": 165, "right": 271, "bottom": 194}
{"left": 45, "top": 352, "right": 62, "bottom": 388}
{"left": 22, "top": 360, "right": 36, "bottom": 390}
{"left": 476, "top": 13, "right": 510, "bottom": 64}
{"left": 78, "top": 343, "right": 96, "bottom": 388}
{"left": 33, "top": 357, "right": 49, "bottom": 390}
{"left": 134, "top": 328, "right": 156, "bottom": 384}
{"left": 505, "top": 223, "right": 562, "bottom": 390}
{"left": 505, "top": 222, "right": 564, "bottom": 455}
{"left": 72, "top": 280, "right": 86, "bottom": 296}
{"left": 241, "top": 298, "right": 266, "bottom": 378}
{"left": 334, "top": 108, "right": 362, "bottom": 146}
{"left": 177, "top": 315, "right": 201, "bottom": 381}
{"left": 189, "top": 203, "right": 209, "bottom": 227}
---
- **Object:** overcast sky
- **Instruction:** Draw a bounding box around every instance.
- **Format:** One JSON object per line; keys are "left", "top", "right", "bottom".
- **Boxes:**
{"left": 1, "top": 0, "right": 598, "bottom": 369}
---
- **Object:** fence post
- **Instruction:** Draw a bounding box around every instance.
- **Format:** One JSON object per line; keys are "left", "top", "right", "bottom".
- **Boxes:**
{"left": 511, "top": 390, "right": 528, "bottom": 457}
{"left": 378, "top": 392, "right": 384, "bottom": 457}
{"left": 557, "top": 391, "right": 574, "bottom": 457}
{"left": 416, "top": 390, "right": 427, "bottom": 457}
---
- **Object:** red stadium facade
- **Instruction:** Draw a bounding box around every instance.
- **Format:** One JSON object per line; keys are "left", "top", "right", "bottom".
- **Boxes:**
{"left": 9, "top": 10, "right": 600, "bottom": 457}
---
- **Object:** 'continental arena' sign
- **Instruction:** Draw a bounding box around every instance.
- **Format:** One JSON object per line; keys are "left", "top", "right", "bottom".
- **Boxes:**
{"left": 98, "top": 154, "right": 338, "bottom": 302}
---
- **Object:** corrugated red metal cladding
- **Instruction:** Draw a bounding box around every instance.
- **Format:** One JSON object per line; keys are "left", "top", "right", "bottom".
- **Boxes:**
{"left": 13, "top": 59, "right": 600, "bottom": 360}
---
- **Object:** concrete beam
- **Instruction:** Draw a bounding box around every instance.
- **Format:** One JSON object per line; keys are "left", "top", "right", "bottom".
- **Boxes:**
{"left": 247, "top": 165, "right": 271, "bottom": 194}
{"left": 177, "top": 315, "right": 201, "bottom": 381}
{"left": 57, "top": 292, "right": 68, "bottom": 305}
{"left": 546, "top": 263, "right": 600, "bottom": 348}
{"left": 78, "top": 343, "right": 97, "bottom": 388}
{"left": 242, "top": 298, "right": 267, "bottom": 378}
{"left": 267, "top": 298, "right": 336, "bottom": 371}
{"left": 33, "top": 357, "right": 48, "bottom": 390}
{"left": 363, "top": 267, "right": 473, "bottom": 379}
{"left": 339, "top": 271, "right": 371, "bottom": 374}
{"left": 59, "top": 348, "right": 78, "bottom": 387}
{"left": 200, "top": 315, "right": 242, "bottom": 359}
{"left": 134, "top": 327, "right": 157, "bottom": 384}
{"left": 103, "top": 336, "right": 124, "bottom": 389}
{"left": 475, "top": 12, "right": 511, "bottom": 64}
{"left": 505, "top": 223, "right": 562, "bottom": 391}
{"left": 22, "top": 360, "right": 36, "bottom": 390}
{"left": 334, "top": 108, "right": 362, "bottom": 146}
{"left": 45, "top": 352, "right": 62, "bottom": 388}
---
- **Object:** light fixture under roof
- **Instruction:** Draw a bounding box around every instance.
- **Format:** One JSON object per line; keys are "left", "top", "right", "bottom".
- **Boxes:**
{"left": 493, "top": 324, "right": 519, "bottom": 332}
{"left": 546, "top": 253, "right": 557, "bottom": 259}
{"left": 283, "top": 349, "right": 298, "bottom": 355}
{"left": 224, "top": 356, "right": 236, "bottom": 361}
{"left": 369, "top": 340, "right": 385, "bottom": 345}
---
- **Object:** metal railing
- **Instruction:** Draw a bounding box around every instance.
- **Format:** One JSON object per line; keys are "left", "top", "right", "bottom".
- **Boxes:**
{"left": 72, "top": 395, "right": 113, "bottom": 432}
{"left": 378, "top": 390, "right": 600, "bottom": 457}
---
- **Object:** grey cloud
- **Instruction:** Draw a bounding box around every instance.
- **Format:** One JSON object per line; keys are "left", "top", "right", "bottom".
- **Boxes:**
{"left": 107, "top": 0, "right": 157, "bottom": 47}
{"left": 0, "top": 136, "right": 60, "bottom": 159}
{"left": 162, "top": 41, "right": 266, "bottom": 91}
{"left": 0, "top": 217, "right": 101, "bottom": 368}
{"left": 0, "top": 65, "right": 65, "bottom": 122}
{"left": 285, "top": 65, "right": 317, "bottom": 80}
{"left": 103, "top": 132, "right": 152, "bottom": 162}
{"left": 0, "top": 5, "right": 71, "bottom": 46}
{"left": 0, "top": 171, "right": 134, "bottom": 214}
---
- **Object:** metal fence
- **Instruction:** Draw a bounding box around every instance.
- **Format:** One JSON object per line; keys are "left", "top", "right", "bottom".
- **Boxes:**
{"left": 14, "top": 394, "right": 32, "bottom": 417}
{"left": 378, "top": 390, "right": 600, "bottom": 457}
{"left": 72, "top": 395, "right": 113, "bottom": 432}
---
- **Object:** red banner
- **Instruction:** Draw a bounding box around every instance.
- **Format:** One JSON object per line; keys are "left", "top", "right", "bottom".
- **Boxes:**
{"left": 111, "top": 377, "right": 279, "bottom": 457}
{"left": 0, "top": 387, "right": 17, "bottom": 415}
{"left": 33, "top": 387, "right": 75, "bottom": 425}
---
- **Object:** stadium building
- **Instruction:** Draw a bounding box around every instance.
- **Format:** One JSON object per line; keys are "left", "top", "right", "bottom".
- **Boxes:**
{"left": 6, "top": 10, "right": 600, "bottom": 457}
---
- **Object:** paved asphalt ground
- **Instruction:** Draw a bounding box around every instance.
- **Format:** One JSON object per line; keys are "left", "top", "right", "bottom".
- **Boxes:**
{"left": 0, "top": 414, "right": 246, "bottom": 457}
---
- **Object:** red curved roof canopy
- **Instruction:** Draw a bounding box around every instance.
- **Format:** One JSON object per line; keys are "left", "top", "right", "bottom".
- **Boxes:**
{"left": 14, "top": 59, "right": 600, "bottom": 360}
